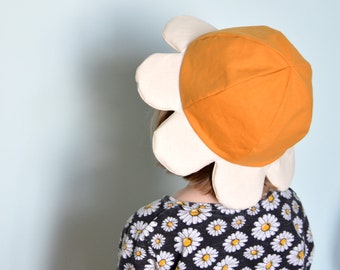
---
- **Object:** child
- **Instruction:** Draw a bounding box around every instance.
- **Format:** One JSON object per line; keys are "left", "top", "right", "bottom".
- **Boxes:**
{"left": 117, "top": 16, "right": 314, "bottom": 269}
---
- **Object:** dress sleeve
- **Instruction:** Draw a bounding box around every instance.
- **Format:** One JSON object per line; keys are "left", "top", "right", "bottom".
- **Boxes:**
{"left": 116, "top": 217, "right": 158, "bottom": 270}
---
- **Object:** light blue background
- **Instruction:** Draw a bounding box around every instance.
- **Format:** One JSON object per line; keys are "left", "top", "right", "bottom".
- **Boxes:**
{"left": 1, "top": 1, "right": 339, "bottom": 269}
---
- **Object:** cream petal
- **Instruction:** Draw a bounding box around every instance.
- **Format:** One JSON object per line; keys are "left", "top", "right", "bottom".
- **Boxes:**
{"left": 136, "top": 53, "right": 183, "bottom": 110}
{"left": 212, "top": 159, "right": 267, "bottom": 210}
{"left": 162, "top": 15, "right": 217, "bottom": 52}
{"left": 152, "top": 110, "right": 216, "bottom": 176}
{"left": 266, "top": 147, "right": 295, "bottom": 190}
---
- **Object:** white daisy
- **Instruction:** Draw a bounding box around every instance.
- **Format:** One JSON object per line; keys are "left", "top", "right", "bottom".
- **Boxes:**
{"left": 292, "top": 200, "right": 300, "bottom": 214}
{"left": 130, "top": 220, "right": 157, "bottom": 241}
{"left": 124, "top": 214, "right": 134, "bottom": 228}
{"left": 307, "top": 227, "right": 313, "bottom": 243}
{"left": 193, "top": 246, "right": 219, "bottom": 268}
{"left": 252, "top": 214, "right": 280, "bottom": 241}
{"left": 164, "top": 200, "right": 176, "bottom": 209}
{"left": 155, "top": 251, "right": 175, "bottom": 270}
{"left": 148, "top": 246, "right": 156, "bottom": 258}
{"left": 262, "top": 192, "right": 280, "bottom": 211}
{"left": 123, "top": 263, "right": 135, "bottom": 270}
{"left": 161, "top": 217, "right": 178, "bottom": 232}
{"left": 217, "top": 205, "right": 240, "bottom": 215}
{"left": 271, "top": 231, "right": 294, "bottom": 252}
{"left": 287, "top": 242, "right": 307, "bottom": 266}
{"left": 241, "top": 268, "right": 252, "bottom": 270}
{"left": 174, "top": 228, "right": 203, "bottom": 257}
{"left": 213, "top": 255, "right": 239, "bottom": 270}
{"left": 293, "top": 216, "right": 303, "bottom": 236}
{"left": 280, "top": 189, "right": 292, "bottom": 199}
{"left": 206, "top": 219, "right": 227, "bottom": 236}
{"left": 247, "top": 204, "right": 260, "bottom": 216}
{"left": 223, "top": 231, "right": 248, "bottom": 252}
{"left": 176, "top": 261, "right": 187, "bottom": 270}
{"left": 145, "top": 259, "right": 157, "bottom": 270}
{"left": 231, "top": 215, "right": 246, "bottom": 229}
{"left": 137, "top": 200, "right": 161, "bottom": 217}
{"left": 133, "top": 246, "right": 146, "bottom": 261}
{"left": 243, "top": 245, "right": 265, "bottom": 260}
{"left": 281, "top": 203, "right": 291, "bottom": 220}
{"left": 151, "top": 233, "right": 166, "bottom": 249}
{"left": 120, "top": 234, "right": 133, "bottom": 259}
{"left": 255, "top": 254, "right": 282, "bottom": 270}
{"left": 178, "top": 203, "right": 212, "bottom": 225}
{"left": 307, "top": 247, "right": 314, "bottom": 267}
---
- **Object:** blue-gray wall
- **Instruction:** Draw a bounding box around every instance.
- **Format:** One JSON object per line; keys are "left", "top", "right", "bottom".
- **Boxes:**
{"left": 1, "top": 1, "right": 339, "bottom": 269}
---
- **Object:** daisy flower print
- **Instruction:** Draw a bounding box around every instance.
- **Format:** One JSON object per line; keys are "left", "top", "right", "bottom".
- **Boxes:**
{"left": 287, "top": 242, "right": 308, "bottom": 266}
{"left": 137, "top": 200, "right": 160, "bottom": 217}
{"left": 243, "top": 245, "right": 265, "bottom": 260}
{"left": 151, "top": 233, "right": 166, "bottom": 250}
{"left": 161, "top": 217, "right": 178, "bottom": 232}
{"left": 178, "top": 203, "right": 212, "bottom": 225}
{"left": 223, "top": 231, "right": 248, "bottom": 252}
{"left": 213, "top": 255, "right": 239, "bottom": 270}
{"left": 206, "top": 219, "right": 227, "bottom": 236}
{"left": 281, "top": 203, "right": 292, "bottom": 220}
{"left": 252, "top": 214, "right": 280, "bottom": 241}
{"left": 174, "top": 228, "right": 203, "bottom": 257}
{"left": 261, "top": 192, "right": 280, "bottom": 211}
{"left": 133, "top": 247, "right": 146, "bottom": 261}
{"left": 193, "top": 246, "right": 219, "bottom": 268}
{"left": 231, "top": 215, "right": 246, "bottom": 229}
{"left": 255, "top": 254, "right": 282, "bottom": 270}
{"left": 120, "top": 234, "right": 133, "bottom": 259}
{"left": 270, "top": 231, "right": 294, "bottom": 252}
{"left": 247, "top": 204, "right": 260, "bottom": 216}
{"left": 130, "top": 220, "right": 157, "bottom": 241}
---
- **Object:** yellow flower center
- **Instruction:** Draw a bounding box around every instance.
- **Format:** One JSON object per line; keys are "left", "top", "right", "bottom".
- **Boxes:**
{"left": 123, "top": 243, "right": 127, "bottom": 250}
{"left": 183, "top": 237, "right": 192, "bottom": 247}
{"left": 155, "top": 238, "right": 161, "bottom": 244}
{"left": 298, "top": 251, "right": 304, "bottom": 259}
{"left": 231, "top": 239, "right": 239, "bottom": 246}
{"left": 251, "top": 206, "right": 256, "bottom": 212}
{"left": 268, "top": 194, "right": 274, "bottom": 203}
{"left": 251, "top": 250, "right": 258, "bottom": 255}
{"left": 135, "top": 251, "right": 141, "bottom": 257}
{"left": 202, "top": 254, "right": 210, "bottom": 262}
{"left": 214, "top": 225, "right": 221, "bottom": 231}
{"left": 137, "top": 229, "right": 142, "bottom": 235}
{"left": 222, "top": 266, "right": 229, "bottom": 270}
{"left": 237, "top": 220, "right": 242, "bottom": 225}
{"left": 167, "top": 203, "right": 174, "bottom": 208}
{"left": 167, "top": 221, "right": 173, "bottom": 227}
{"left": 261, "top": 223, "right": 271, "bottom": 232}
{"left": 199, "top": 205, "right": 206, "bottom": 209}
{"left": 265, "top": 262, "right": 272, "bottom": 269}
{"left": 144, "top": 204, "right": 151, "bottom": 209}
{"left": 280, "top": 238, "right": 287, "bottom": 246}
{"left": 177, "top": 201, "right": 184, "bottom": 206}
{"left": 295, "top": 224, "right": 299, "bottom": 230}
{"left": 158, "top": 259, "right": 166, "bottom": 267}
{"left": 190, "top": 209, "right": 200, "bottom": 216}
{"left": 285, "top": 209, "right": 290, "bottom": 215}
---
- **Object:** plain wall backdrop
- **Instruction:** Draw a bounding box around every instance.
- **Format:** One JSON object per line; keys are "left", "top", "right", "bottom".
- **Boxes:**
{"left": 1, "top": 0, "right": 339, "bottom": 269}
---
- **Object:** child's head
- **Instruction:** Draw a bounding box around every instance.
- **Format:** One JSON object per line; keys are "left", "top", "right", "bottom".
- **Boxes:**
{"left": 137, "top": 16, "right": 313, "bottom": 209}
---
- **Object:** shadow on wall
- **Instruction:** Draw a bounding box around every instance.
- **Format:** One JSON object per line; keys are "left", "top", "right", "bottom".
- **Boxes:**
{"left": 48, "top": 11, "right": 174, "bottom": 270}
{"left": 334, "top": 212, "right": 340, "bottom": 269}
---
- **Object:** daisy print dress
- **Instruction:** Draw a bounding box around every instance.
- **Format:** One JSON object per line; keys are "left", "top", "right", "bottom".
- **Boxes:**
{"left": 117, "top": 189, "right": 314, "bottom": 269}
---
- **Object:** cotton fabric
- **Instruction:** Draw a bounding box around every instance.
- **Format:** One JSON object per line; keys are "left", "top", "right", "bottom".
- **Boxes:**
{"left": 117, "top": 188, "right": 314, "bottom": 269}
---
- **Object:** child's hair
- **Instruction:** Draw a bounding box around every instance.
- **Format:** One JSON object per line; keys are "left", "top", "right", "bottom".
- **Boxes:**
{"left": 152, "top": 110, "right": 278, "bottom": 199}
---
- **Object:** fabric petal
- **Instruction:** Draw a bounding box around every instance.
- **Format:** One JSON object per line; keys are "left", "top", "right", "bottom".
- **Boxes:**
{"left": 266, "top": 147, "right": 295, "bottom": 190}
{"left": 153, "top": 110, "right": 216, "bottom": 176}
{"left": 136, "top": 53, "right": 183, "bottom": 110}
{"left": 162, "top": 15, "right": 217, "bottom": 52}
{"left": 212, "top": 159, "right": 266, "bottom": 210}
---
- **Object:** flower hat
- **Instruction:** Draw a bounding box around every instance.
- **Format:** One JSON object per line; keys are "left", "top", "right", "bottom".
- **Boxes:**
{"left": 136, "top": 16, "right": 313, "bottom": 209}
